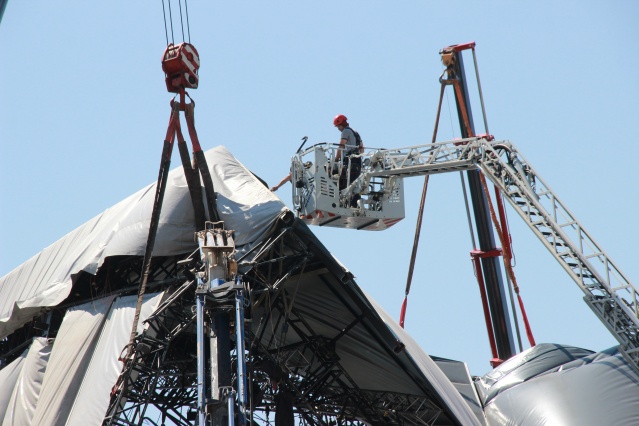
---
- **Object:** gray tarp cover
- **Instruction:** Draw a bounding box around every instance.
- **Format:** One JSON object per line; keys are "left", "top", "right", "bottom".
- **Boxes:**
{"left": 475, "top": 343, "right": 595, "bottom": 405}
{"left": 480, "top": 344, "right": 639, "bottom": 425}
{"left": 0, "top": 146, "right": 482, "bottom": 425}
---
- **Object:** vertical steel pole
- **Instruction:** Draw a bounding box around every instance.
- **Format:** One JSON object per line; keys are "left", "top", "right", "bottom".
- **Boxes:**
{"left": 234, "top": 276, "right": 247, "bottom": 425}
{"left": 195, "top": 232, "right": 208, "bottom": 426}
{"left": 196, "top": 287, "right": 207, "bottom": 426}
{"left": 227, "top": 391, "right": 236, "bottom": 426}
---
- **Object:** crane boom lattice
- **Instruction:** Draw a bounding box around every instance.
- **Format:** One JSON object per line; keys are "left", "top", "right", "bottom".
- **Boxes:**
{"left": 292, "top": 137, "right": 639, "bottom": 370}
{"left": 475, "top": 139, "right": 639, "bottom": 369}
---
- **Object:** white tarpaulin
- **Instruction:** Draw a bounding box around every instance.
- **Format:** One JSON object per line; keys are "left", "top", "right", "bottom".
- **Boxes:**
{"left": 1, "top": 337, "right": 52, "bottom": 426}
{"left": 0, "top": 294, "right": 163, "bottom": 426}
{"left": 0, "top": 146, "right": 286, "bottom": 340}
{"left": 0, "top": 351, "right": 26, "bottom": 424}
{"left": 66, "top": 293, "right": 164, "bottom": 426}
{"left": 30, "top": 297, "right": 114, "bottom": 425}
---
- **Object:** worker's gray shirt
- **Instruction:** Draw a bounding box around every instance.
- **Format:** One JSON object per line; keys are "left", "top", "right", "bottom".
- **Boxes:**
{"left": 340, "top": 127, "right": 357, "bottom": 153}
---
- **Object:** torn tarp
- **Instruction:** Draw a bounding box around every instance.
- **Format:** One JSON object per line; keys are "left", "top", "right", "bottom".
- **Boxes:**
{"left": 0, "top": 146, "right": 287, "bottom": 340}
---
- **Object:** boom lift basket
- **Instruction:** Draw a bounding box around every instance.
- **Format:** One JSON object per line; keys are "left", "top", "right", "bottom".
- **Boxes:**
{"left": 291, "top": 143, "right": 405, "bottom": 230}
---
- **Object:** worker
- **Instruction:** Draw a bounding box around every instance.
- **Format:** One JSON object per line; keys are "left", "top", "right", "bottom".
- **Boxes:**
{"left": 333, "top": 114, "right": 363, "bottom": 206}
{"left": 272, "top": 115, "right": 364, "bottom": 202}
{"left": 333, "top": 114, "right": 363, "bottom": 162}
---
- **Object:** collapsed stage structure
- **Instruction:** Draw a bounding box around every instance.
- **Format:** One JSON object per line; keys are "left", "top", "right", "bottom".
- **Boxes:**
{"left": 1, "top": 146, "right": 638, "bottom": 425}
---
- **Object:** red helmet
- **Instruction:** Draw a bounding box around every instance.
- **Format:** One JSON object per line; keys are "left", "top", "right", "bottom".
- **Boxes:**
{"left": 333, "top": 114, "right": 348, "bottom": 126}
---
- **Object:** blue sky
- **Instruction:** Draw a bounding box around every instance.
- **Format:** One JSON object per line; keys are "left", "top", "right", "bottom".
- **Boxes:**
{"left": 1, "top": 1, "right": 638, "bottom": 376}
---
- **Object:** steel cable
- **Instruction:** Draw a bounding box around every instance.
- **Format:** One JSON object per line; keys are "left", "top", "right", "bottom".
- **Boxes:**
{"left": 399, "top": 83, "right": 446, "bottom": 328}
{"left": 167, "top": 0, "right": 175, "bottom": 45}
{"left": 161, "top": 0, "right": 169, "bottom": 46}
{"left": 178, "top": 0, "right": 185, "bottom": 43}
{"left": 184, "top": 0, "right": 191, "bottom": 43}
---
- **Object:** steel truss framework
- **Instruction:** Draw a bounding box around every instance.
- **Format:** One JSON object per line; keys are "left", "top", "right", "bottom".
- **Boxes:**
{"left": 103, "top": 217, "right": 449, "bottom": 425}
{"left": 0, "top": 255, "right": 185, "bottom": 369}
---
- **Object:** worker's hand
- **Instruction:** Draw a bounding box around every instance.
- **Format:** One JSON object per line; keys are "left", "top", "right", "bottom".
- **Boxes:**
{"left": 270, "top": 186, "right": 278, "bottom": 192}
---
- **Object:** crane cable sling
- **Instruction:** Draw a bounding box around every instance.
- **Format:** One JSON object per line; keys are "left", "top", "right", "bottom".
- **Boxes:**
{"left": 122, "top": 97, "right": 221, "bottom": 362}
{"left": 112, "top": 105, "right": 191, "bottom": 398}
{"left": 399, "top": 83, "right": 446, "bottom": 328}
{"left": 125, "top": 120, "right": 178, "bottom": 360}
{"left": 478, "top": 172, "right": 536, "bottom": 347}
{"left": 125, "top": 0, "right": 219, "bottom": 358}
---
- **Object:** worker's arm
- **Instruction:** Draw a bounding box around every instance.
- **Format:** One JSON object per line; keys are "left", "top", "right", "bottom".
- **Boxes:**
{"left": 335, "top": 138, "right": 348, "bottom": 162}
{"left": 270, "top": 173, "right": 292, "bottom": 191}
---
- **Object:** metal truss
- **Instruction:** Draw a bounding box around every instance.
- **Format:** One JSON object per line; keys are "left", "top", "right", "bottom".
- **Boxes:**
{"left": 103, "top": 217, "right": 447, "bottom": 425}
{"left": 474, "top": 140, "right": 639, "bottom": 371}
{"left": 249, "top": 308, "right": 445, "bottom": 425}
{"left": 0, "top": 256, "right": 186, "bottom": 369}
{"left": 242, "top": 219, "right": 447, "bottom": 425}
{"left": 237, "top": 220, "right": 316, "bottom": 292}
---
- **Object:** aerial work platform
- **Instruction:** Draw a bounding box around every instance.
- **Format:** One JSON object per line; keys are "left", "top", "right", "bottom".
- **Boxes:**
{"left": 291, "top": 138, "right": 479, "bottom": 230}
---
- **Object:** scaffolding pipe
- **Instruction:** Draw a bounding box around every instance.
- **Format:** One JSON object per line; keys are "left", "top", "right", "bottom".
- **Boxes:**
{"left": 196, "top": 287, "right": 207, "bottom": 426}
{"left": 235, "top": 277, "right": 248, "bottom": 425}
{"left": 227, "top": 390, "right": 236, "bottom": 426}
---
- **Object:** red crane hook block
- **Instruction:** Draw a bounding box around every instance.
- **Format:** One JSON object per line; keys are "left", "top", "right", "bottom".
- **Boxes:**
{"left": 162, "top": 43, "right": 200, "bottom": 93}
